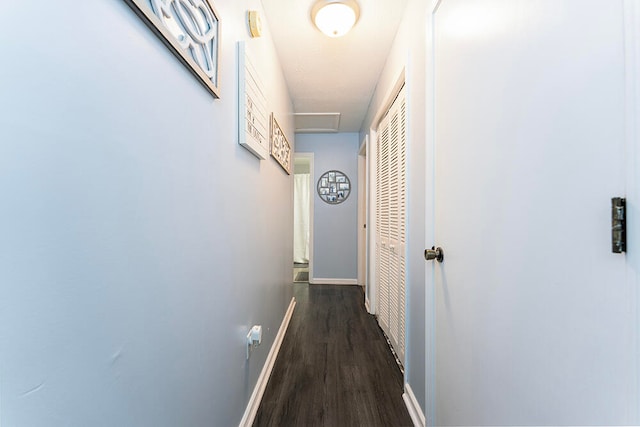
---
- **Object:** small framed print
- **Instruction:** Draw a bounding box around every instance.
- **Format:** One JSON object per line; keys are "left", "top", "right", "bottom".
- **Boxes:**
{"left": 270, "top": 114, "right": 292, "bottom": 174}
{"left": 124, "top": 0, "right": 221, "bottom": 98}
{"left": 317, "top": 170, "right": 351, "bottom": 205}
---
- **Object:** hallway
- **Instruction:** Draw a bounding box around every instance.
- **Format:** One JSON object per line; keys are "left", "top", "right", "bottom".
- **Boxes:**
{"left": 2, "top": 1, "right": 640, "bottom": 426}
{"left": 254, "top": 284, "right": 412, "bottom": 426}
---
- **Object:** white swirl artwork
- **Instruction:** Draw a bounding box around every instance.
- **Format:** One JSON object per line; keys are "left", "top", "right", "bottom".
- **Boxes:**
{"left": 150, "top": 0, "right": 219, "bottom": 84}
{"left": 270, "top": 114, "right": 291, "bottom": 174}
{"left": 124, "top": 0, "right": 221, "bottom": 97}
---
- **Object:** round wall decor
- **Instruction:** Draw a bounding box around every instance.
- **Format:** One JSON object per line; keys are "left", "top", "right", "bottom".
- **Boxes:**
{"left": 317, "top": 170, "right": 351, "bottom": 204}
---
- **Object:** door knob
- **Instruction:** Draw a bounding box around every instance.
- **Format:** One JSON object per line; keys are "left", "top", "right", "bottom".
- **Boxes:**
{"left": 424, "top": 246, "right": 444, "bottom": 262}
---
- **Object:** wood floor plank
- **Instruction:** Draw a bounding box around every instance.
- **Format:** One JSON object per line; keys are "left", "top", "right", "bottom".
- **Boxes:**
{"left": 253, "top": 284, "right": 413, "bottom": 427}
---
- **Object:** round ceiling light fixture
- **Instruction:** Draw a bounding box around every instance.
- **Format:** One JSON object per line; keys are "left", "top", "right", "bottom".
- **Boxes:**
{"left": 311, "top": 0, "right": 360, "bottom": 38}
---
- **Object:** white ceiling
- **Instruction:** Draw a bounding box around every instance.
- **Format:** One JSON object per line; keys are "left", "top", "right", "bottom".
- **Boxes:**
{"left": 261, "top": 0, "right": 409, "bottom": 133}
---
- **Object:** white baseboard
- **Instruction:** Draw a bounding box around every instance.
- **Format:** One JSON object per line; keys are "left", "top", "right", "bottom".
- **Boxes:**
{"left": 403, "top": 382, "right": 426, "bottom": 427}
{"left": 309, "top": 278, "right": 358, "bottom": 285}
{"left": 365, "top": 297, "right": 371, "bottom": 313}
{"left": 238, "top": 297, "right": 296, "bottom": 427}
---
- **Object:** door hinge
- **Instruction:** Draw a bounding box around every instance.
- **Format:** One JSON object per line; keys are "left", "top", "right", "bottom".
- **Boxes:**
{"left": 612, "top": 197, "right": 626, "bottom": 253}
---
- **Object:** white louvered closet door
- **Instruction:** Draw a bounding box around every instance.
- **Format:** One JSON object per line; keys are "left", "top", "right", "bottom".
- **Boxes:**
{"left": 376, "top": 112, "right": 391, "bottom": 334}
{"left": 375, "top": 84, "right": 407, "bottom": 364}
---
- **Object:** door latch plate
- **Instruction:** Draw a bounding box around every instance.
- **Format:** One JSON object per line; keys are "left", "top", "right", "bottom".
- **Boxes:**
{"left": 612, "top": 197, "right": 626, "bottom": 253}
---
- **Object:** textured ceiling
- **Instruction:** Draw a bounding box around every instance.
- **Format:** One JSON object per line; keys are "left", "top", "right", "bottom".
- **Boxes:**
{"left": 261, "top": 0, "right": 409, "bottom": 133}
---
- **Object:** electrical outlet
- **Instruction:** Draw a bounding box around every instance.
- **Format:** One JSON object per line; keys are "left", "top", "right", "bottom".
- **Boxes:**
{"left": 246, "top": 325, "right": 262, "bottom": 359}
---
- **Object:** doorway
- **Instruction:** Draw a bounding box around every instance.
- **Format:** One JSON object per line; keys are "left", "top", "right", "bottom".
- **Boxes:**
{"left": 293, "top": 153, "right": 314, "bottom": 283}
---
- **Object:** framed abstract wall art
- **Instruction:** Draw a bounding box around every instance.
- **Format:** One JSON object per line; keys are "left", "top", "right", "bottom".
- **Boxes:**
{"left": 124, "top": 0, "right": 221, "bottom": 98}
{"left": 270, "top": 114, "right": 292, "bottom": 174}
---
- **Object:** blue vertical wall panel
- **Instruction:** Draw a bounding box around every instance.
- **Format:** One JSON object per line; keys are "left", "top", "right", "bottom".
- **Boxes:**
{"left": 0, "top": 1, "right": 294, "bottom": 425}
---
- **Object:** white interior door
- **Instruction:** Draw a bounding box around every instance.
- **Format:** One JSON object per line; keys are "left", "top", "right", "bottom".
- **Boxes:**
{"left": 358, "top": 139, "right": 368, "bottom": 292}
{"left": 431, "top": 0, "right": 637, "bottom": 425}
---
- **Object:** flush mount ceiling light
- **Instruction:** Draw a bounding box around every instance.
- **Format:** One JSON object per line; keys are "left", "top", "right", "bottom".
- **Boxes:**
{"left": 311, "top": 0, "right": 360, "bottom": 38}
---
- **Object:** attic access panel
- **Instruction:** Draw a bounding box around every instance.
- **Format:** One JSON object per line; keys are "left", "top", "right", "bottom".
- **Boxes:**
{"left": 294, "top": 113, "right": 340, "bottom": 133}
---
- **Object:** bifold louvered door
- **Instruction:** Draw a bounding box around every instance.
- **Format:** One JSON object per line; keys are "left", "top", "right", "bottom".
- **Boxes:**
{"left": 375, "top": 85, "right": 407, "bottom": 364}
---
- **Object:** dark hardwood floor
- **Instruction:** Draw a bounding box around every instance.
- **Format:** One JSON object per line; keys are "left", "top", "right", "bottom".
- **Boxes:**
{"left": 254, "top": 284, "right": 413, "bottom": 427}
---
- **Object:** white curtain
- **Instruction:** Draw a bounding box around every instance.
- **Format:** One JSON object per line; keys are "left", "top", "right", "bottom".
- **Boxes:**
{"left": 293, "top": 173, "right": 310, "bottom": 263}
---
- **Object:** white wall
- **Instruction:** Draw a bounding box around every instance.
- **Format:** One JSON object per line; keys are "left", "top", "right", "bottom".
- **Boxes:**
{"left": 0, "top": 1, "right": 294, "bottom": 425}
{"left": 360, "top": 0, "right": 428, "bottom": 414}
{"left": 296, "top": 133, "right": 359, "bottom": 282}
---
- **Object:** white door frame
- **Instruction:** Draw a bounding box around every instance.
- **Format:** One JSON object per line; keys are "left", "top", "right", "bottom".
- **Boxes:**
{"left": 358, "top": 136, "right": 369, "bottom": 306}
{"left": 623, "top": 1, "right": 640, "bottom": 420}
{"left": 367, "top": 128, "right": 378, "bottom": 315}
{"left": 294, "top": 152, "right": 314, "bottom": 281}
{"left": 424, "top": 0, "right": 640, "bottom": 424}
